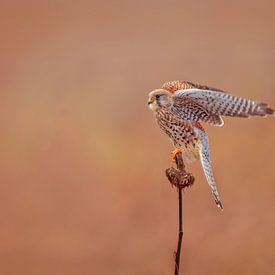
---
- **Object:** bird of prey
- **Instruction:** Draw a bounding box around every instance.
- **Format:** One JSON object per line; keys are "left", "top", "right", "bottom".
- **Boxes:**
{"left": 148, "top": 80, "right": 274, "bottom": 209}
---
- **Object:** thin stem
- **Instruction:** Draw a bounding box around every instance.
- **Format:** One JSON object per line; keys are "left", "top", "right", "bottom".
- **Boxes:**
{"left": 165, "top": 152, "right": 194, "bottom": 275}
{"left": 174, "top": 187, "right": 183, "bottom": 275}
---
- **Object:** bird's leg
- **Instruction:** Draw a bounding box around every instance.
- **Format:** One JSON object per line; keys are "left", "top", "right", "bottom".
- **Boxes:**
{"left": 171, "top": 148, "right": 182, "bottom": 162}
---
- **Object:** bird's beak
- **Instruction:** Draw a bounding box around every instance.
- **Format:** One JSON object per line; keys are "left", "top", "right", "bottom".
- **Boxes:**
{"left": 147, "top": 95, "right": 155, "bottom": 105}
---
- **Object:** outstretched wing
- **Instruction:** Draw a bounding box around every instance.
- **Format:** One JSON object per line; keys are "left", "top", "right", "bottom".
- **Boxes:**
{"left": 163, "top": 80, "right": 274, "bottom": 126}
{"left": 194, "top": 125, "right": 223, "bottom": 209}
{"left": 174, "top": 89, "right": 274, "bottom": 119}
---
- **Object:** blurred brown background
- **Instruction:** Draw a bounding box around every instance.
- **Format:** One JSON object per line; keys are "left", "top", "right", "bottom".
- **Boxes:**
{"left": 1, "top": 1, "right": 275, "bottom": 274}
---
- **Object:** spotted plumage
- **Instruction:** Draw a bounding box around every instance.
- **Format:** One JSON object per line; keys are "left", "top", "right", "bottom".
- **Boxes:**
{"left": 148, "top": 80, "right": 274, "bottom": 209}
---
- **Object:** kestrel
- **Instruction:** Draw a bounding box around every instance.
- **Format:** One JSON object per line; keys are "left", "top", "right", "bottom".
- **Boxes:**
{"left": 148, "top": 80, "right": 274, "bottom": 209}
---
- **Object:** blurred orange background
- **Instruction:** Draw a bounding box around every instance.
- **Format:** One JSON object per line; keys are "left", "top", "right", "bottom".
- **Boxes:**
{"left": 1, "top": 1, "right": 275, "bottom": 274}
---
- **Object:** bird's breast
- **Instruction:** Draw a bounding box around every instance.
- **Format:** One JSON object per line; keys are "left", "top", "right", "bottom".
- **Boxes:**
{"left": 155, "top": 110, "right": 200, "bottom": 162}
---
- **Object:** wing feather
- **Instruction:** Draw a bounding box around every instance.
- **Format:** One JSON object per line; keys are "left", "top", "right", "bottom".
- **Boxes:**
{"left": 171, "top": 94, "right": 224, "bottom": 126}
{"left": 174, "top": 89, "right": 274, "bottom": 118}
{"left": 194, "top": 126, "right": 223, "bottom": 209}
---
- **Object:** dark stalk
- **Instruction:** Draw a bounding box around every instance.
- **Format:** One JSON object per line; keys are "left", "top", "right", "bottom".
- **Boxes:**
{"left": 165, "top": 152, "right": 194, "bottom": 275}
{"left": 174, "top": 187, "right": 183, "bottom": 275}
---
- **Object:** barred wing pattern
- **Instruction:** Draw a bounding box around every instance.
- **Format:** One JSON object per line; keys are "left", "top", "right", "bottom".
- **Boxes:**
{"left": 194, "top": 126, "right": 223, "bottom": 209}
{"left": 173, "top": 89, "right": 274, "bottom": 124}
{"left": 172, "top": 96, "right": 224, "bottom": 126}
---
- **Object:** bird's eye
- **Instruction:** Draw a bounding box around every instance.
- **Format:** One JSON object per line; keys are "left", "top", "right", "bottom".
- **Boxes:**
{"left": 155, "top": 95, "right": 160, "bottom": 99}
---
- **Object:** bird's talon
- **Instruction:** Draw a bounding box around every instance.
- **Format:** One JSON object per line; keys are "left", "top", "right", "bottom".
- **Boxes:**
{"left": 171, "top": 148, "right": 181, "bottom": 161}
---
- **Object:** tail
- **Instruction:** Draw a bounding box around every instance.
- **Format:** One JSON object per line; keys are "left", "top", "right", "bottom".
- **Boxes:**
{"left": 194, "top": 125, "right": 223, "bottom": 210}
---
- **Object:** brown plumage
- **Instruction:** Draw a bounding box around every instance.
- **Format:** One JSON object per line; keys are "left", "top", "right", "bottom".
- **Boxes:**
{"left": 148, "top": 80, "right": 274, "bottom": 209}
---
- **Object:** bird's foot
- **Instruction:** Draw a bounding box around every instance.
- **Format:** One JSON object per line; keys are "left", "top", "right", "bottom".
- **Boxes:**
{"left": 171, "top": 148, "right": 182, "bottom": 162}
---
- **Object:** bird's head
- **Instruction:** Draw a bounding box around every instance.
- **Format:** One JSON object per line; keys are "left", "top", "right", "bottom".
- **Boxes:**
{"left": 147, "top": 89, "right": 172, "bottom": 111}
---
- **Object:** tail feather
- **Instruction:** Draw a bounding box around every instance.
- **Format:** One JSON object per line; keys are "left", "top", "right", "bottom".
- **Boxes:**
{"left": 194, "top": 126, "right": 223, "bottom": 210}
